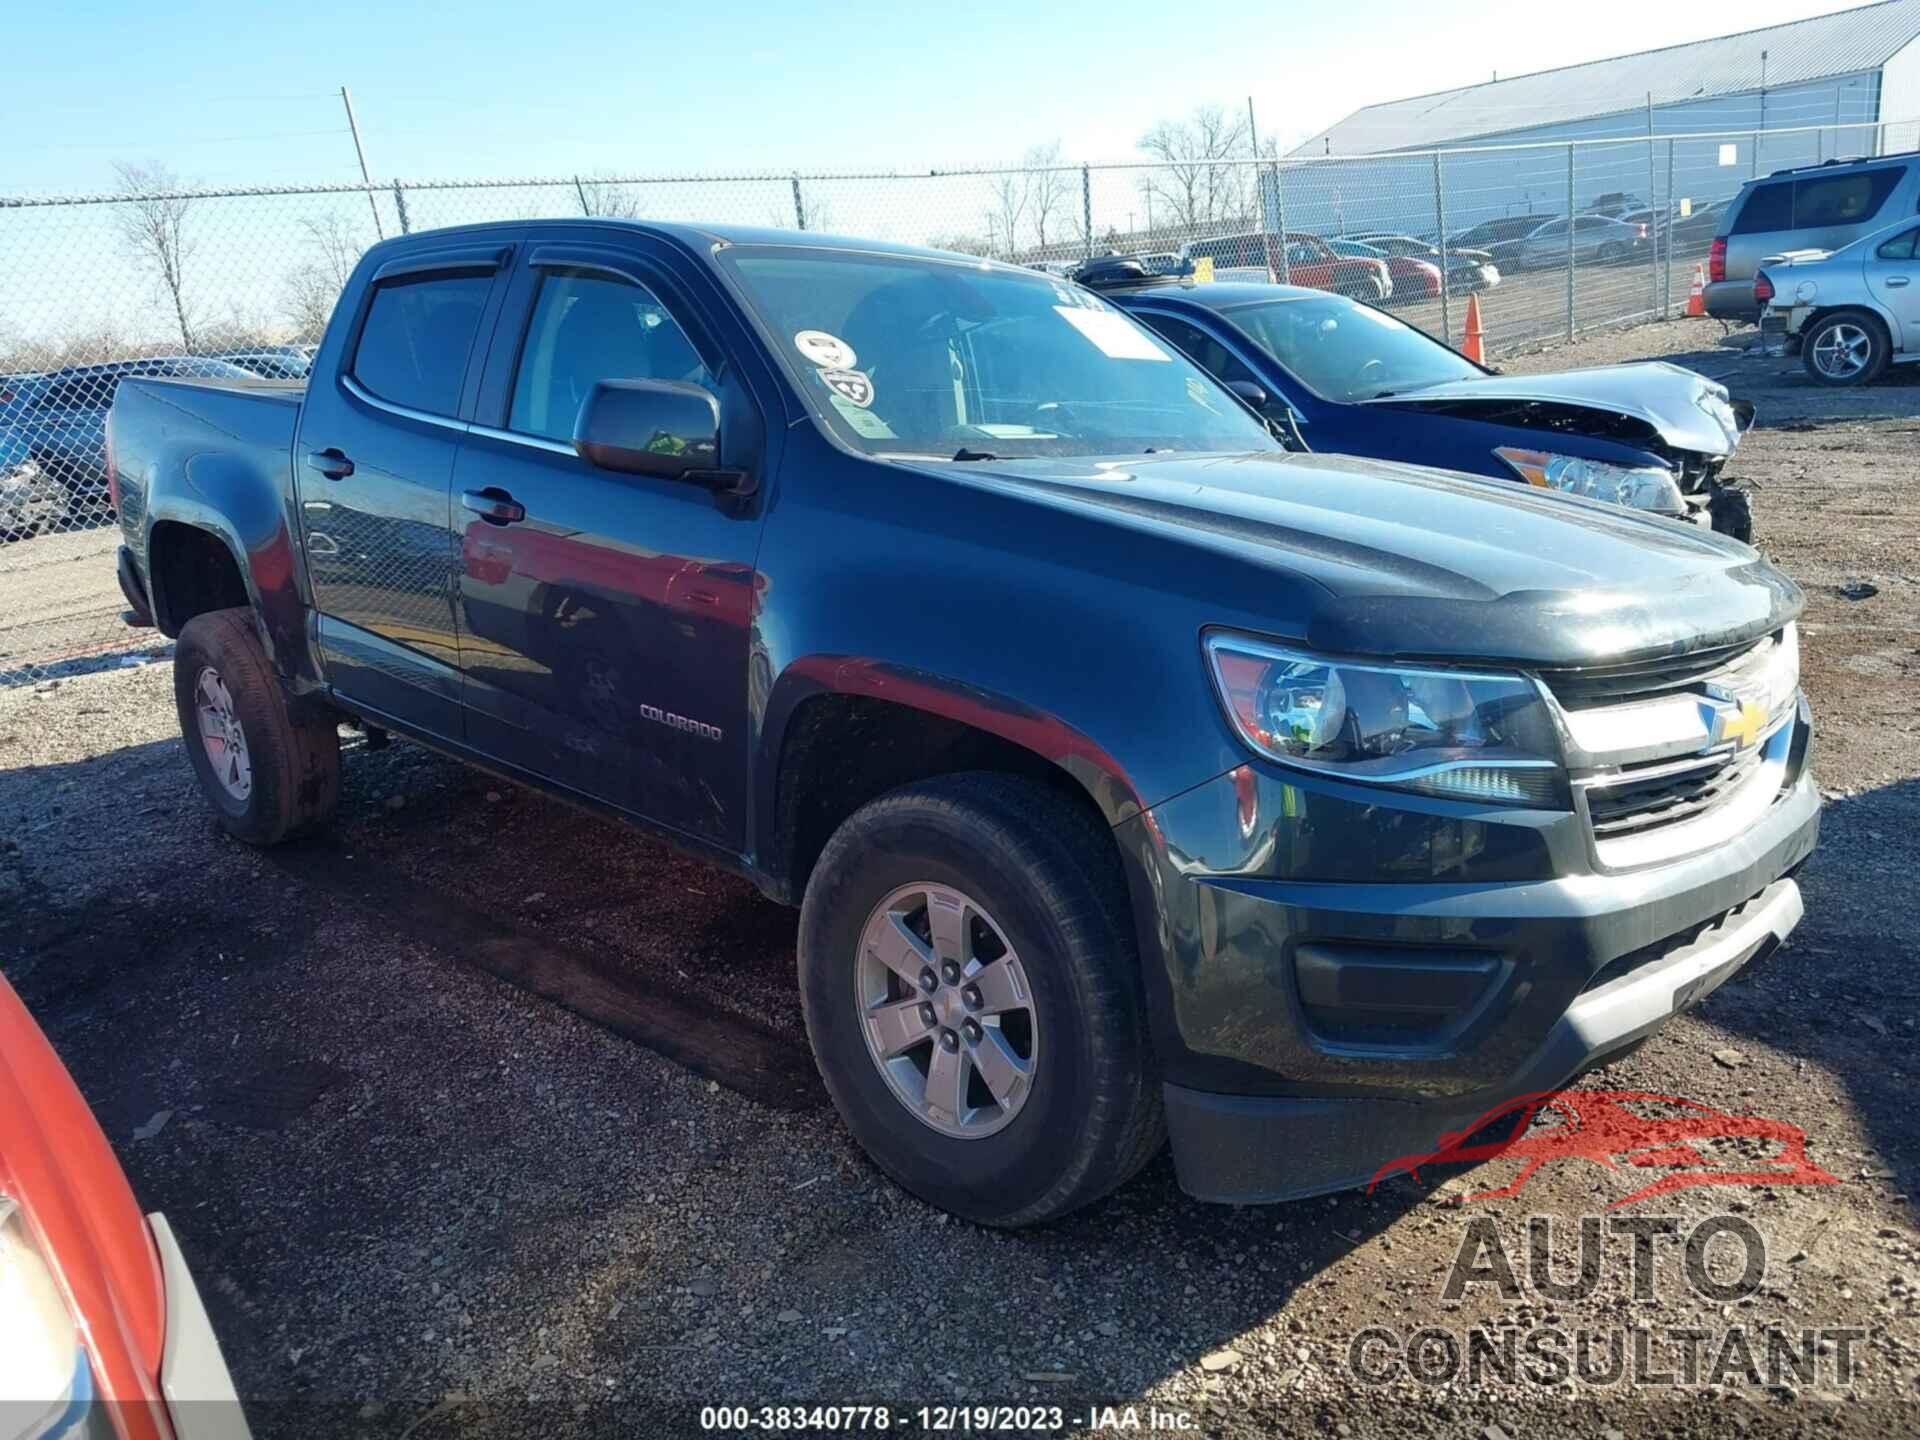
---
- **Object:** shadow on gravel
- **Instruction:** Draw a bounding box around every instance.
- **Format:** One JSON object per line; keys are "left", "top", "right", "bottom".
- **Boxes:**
{"left": 1694, "top": 775, "right": 1920, "bottom": 1205}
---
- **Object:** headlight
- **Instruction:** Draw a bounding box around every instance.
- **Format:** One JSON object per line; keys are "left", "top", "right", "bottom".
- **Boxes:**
{"left": 1494, "top": 447, "right": 1685, "bottom": 516}
{"left": 1761, "top": 623, "right": 1799, "bottom": 715}
{"left": 1204, "top": 633, "right": 1567, "bottom": 806}
{"left": 0, "top": 1196, "right": 101, "bottom": 1435}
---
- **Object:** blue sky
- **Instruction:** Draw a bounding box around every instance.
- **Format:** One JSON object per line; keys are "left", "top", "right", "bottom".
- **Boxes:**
{"left": 2, "top": 0, "right": 1873, "bottom": 193}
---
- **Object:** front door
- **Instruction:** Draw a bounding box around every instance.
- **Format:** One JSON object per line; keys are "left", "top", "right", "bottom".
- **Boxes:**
{"left": 453, "top": 239, "right": 767, "bottom": 846}
{"left": 294, "top": 245, "right": 513, "bottom": 737}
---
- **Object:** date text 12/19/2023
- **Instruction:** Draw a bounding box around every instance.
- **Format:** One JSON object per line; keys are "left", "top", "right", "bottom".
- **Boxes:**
{"left": 698, "top": 1404, "right": 1200, "bottom": 1432}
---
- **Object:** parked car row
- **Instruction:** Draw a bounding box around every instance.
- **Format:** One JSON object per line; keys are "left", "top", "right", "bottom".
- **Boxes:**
{"left": 0, "top": 353, "right": 307, "bottom": 538}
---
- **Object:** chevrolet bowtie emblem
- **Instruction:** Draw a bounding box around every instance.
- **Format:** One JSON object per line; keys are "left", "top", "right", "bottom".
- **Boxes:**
{"left": 1715, "top": 699, "right": 1770, "bottom": 750}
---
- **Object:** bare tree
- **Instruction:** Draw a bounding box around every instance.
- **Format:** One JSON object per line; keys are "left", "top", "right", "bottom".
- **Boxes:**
{"left": 1136, "top": 105, "right": 1252, "bottom": 237}
{"left": 113, "top": 161, "right": 199, "bottom": 351}
{"left": 1025, "top": 143, "right": 1071, "bottom": 254}
{"left": 989, "top": 170, "right": 1030, "bottom": 260}
{"left": 575, "top": 177, "right": 645, "bottom": 218}
{"left": 927, "top": 230, "right": 994, "bottom": 257}
{"left": 283, "top": 212, "right": 370, "bottom": 341}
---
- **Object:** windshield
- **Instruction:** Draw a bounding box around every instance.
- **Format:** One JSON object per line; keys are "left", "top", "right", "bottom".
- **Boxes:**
{"left": 721, "top": 249, "right": 1277, "bottom": 459}
{"left": 1222, "top": 294, "right": 1482, "bottom": 403}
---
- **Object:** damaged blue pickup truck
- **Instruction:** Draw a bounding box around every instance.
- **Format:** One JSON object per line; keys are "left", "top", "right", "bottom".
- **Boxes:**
{"left": 106, "top": 220, "right": 1817, "bottom": 1224}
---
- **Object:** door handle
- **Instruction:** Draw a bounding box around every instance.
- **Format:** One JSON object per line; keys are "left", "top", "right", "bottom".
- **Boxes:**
{"left": 306, "top": 448, "right": 355, "bottom": 480}
{"left": 461, "top": 488, "right": 525, "bottom": 525}
{"left": 1886, "top": 276, "right": 1911, "bottom": 287}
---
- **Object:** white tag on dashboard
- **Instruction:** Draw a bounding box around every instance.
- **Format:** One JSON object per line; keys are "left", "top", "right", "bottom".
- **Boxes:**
{"left": 1052, "top": 306, "right": 1171, "bottom": 362}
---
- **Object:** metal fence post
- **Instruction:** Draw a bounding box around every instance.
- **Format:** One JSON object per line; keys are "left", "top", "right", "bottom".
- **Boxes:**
{"left": 1082, "top": 164, "right": 1092, "bottom": 260}
{"left": 791, "top": 175, "right": 806, "bottom": 231}
{"left": 1565, "top": 144, "right": 1577, "bottom": 344}
{"left": 1432, "top": 151, "right": 1450, "bottom": 345}
{"left": 1646, "top": 97, "right": 1660, "bottom": 319}
{"left": 392, "top": 180, "right": 411, "bottom": 235}
{"left": 1662, "top": 139, "right": 1675, "bottom": 319}
{"left": 574, "top": 175, "right": 591, "bottom": 215}
{"left": 1274, "top": 159, "right": 1290, "bottom": 284}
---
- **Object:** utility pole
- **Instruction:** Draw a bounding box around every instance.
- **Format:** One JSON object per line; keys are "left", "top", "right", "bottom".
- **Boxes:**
{"left": 340, "top": 87, "right": 385, "bottom": 240}
{"left": 1247, "top": 95, "right": 1288, "bottom": 282}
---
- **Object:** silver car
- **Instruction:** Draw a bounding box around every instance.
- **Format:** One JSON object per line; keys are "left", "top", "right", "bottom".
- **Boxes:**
{"left": 1759, "top": 215, "right": 1920, "bottom": 386}
{"left": 1514, "top": 213, "right": 1650, "bottom": 270}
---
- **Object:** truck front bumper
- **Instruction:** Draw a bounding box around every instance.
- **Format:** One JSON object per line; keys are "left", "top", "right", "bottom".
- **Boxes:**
{"left": 1114, "top": 701, "right": 1819, "bottom": 1205}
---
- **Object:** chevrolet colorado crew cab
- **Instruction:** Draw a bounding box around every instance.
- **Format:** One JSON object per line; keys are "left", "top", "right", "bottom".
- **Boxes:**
{"left": 107, "top": 221, "right": 1819, "bottom": 1226}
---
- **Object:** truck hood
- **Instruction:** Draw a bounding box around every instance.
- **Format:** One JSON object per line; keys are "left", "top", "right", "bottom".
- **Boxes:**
{"left": 1362, "top": 362, "right": 1750, "bottom": 458}
{"left": 915, "top": 450, "right": 1798, "bottom": 667}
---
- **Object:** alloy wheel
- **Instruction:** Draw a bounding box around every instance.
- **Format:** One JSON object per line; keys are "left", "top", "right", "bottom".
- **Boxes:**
{"left": 1811, "top": 323, "right": 1872, "bottom": 380}
{"left": 854, "top": 882, "right": 1038, "bottom": 1139}
{"left": 194, "top": 665, "right": 253, "bottom": 801}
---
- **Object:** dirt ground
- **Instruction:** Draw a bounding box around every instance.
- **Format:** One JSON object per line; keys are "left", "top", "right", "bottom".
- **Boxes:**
{"left": 1, "top": 318, "right": 1916, "bottom": 1439}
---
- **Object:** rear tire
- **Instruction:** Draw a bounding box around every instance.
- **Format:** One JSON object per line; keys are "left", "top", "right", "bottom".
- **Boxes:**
{"left": 798, "top": 773, "right": 1164, "bottom": 1226}
{"left": 174, "top": 607, "right": 339, "bottom": 845}
{"left": 1801, "top": 310, "right": 1890, "bottom": 387}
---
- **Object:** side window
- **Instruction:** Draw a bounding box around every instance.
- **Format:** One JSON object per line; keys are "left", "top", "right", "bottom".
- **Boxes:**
{"left": 1794, "top": 168, "right": 1903, "bottom": 228}
{"left": 508, "top": 272, "right": 714, "bottom": 443}
{"left": 1876, "top": 227, "right": 1919, "bottom": 261}
{"left": 1731, "top": 181, "right": 1794, "bottom": 235}
{"left": 1138, "top": 314, "right": 1261, "bottom": 390}
{"left": 350, "top": 272, "right": 493, "bottom": 417}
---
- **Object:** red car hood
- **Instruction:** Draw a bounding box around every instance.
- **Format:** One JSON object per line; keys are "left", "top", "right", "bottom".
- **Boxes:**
{"left": 0, "top": 972, "right": 169, "bottom": 1428}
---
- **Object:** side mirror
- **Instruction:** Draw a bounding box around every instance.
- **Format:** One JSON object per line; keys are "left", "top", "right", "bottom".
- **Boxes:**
{"left": 1226, "top": 379, "right": 1269, "bottom": 410}
{"left": 573, "top": 379, "right": 751, "bottom": 494}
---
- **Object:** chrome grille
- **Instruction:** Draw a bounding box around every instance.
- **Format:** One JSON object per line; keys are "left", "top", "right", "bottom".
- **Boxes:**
{"left": 1541, "top": 638, "right": 1761, "bottom": 711}
{"left": 1584, "top": 745, "right": 1769, "bottom": 840}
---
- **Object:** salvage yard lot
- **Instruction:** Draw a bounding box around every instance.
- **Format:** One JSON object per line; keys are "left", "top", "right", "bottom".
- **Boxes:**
{"left": 1, "top": 322, "right": 1916, "bottom": 1438}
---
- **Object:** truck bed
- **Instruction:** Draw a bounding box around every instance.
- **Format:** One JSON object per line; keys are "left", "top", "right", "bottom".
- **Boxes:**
{"left": 109, "top": 376, "right": 303, "bottom": 542}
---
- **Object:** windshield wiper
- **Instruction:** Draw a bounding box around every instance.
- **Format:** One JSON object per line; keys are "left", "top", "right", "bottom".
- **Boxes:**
{"left": 951, "top": 447, "right": 1001, "bottom": 462}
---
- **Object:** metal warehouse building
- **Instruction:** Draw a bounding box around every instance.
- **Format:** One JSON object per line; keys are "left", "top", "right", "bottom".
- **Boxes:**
{"left": 1280, "top": 0, "right": 1920, "bottom": 236}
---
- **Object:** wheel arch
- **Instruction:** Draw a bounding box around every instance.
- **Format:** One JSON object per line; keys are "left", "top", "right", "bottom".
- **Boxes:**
{"left": 142, "top": 452, "right": 323, "bottom": 690}
{"left": 754, "top": 656, "right": 1145, "bottom": 905}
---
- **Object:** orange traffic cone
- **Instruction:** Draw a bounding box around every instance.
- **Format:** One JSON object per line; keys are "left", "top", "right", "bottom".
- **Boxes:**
{"left": 1685, "top": 262, "right": 1707, "bottom": 317}
{"left": 1461, "top": 292, "right": 1486, "bottom": 364}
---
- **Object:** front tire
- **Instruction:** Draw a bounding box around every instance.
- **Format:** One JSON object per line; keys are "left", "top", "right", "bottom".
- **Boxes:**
{"left": 174, "top": 607, "right": 339, "bottom": 844}
{"left": 798, "top": 774, "right": 1164, "bottom": 1226}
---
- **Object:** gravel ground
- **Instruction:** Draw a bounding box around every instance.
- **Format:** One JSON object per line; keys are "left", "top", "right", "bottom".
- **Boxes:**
{"left": 1, "top": 318, "right": 1916, "bottom": 1439}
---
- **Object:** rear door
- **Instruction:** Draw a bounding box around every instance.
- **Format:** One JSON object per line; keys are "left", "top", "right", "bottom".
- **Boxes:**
{"left": 1867, "top": 223, "right": 1920, "bottom": 343}
{"left": 293, "top": 239, "right": 516, "bottom": 739}
{"left": 452, "top": 232, "right": 770, "bottom": 845}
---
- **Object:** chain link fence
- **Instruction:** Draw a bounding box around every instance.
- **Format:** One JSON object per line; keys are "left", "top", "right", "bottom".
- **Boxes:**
{"left": 2, "top": 117, "right": 1912, "bottom": 686}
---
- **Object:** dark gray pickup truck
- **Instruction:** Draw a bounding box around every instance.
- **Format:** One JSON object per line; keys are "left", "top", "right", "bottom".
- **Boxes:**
{"left": 108, "top": 220, "right": 1818, "bottom": 1224}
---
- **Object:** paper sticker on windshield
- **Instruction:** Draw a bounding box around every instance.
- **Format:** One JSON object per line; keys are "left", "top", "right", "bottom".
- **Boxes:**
{"left": 794, "top": 330, "right": 857, "bottom": 370}
{"left": 1053, "top": 306, "right": 1170, "bottom": 362}
{"left": 818, "top": 368, "right": 874, "bottom": 408}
